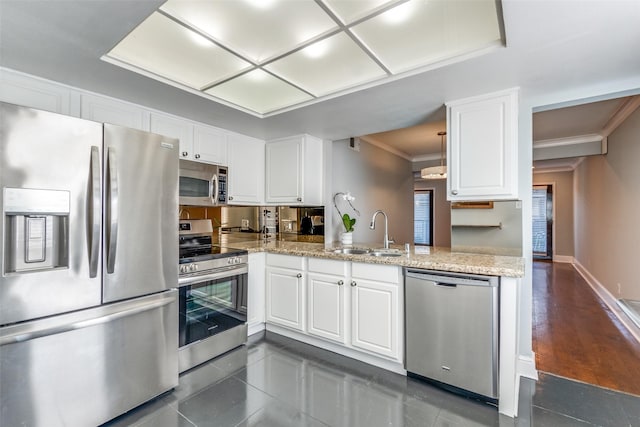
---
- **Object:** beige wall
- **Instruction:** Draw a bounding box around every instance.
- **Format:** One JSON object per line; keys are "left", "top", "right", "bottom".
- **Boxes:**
{"left": 574, "top": 106, "right": 640, "bottom": 300}
{"left": 414, "top": 178, "right": 451, "bottom": 247}
{"left": 533, "top": 171, "right": 574, "bottom": 258}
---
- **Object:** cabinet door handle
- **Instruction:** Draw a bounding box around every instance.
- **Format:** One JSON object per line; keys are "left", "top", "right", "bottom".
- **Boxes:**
{"left": 337, "top": 280, "right": 344, "bottom": 286}
{"left": 195, "top": 153, "right": 201, "bottom": 159}
{"left": 296, "top": 197, "right": 302, "bottom": 202}
{"left": 451, "top": 190, "right": 458, "bottom": 195}
{"left": 229, "top": 196, "right": 234, "bottom": 201}
{"left": 351, "top": 281, "right": 357, "bottom": 287}
{"left": 181, "top": 151, "right": 188, "bottom": 157}
{"left": 296, "top": 273, "right": 302, "bottom": 279}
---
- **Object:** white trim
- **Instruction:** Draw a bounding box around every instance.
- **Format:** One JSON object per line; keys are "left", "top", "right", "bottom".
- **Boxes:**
{"left": 518, "top": 354, "right": 539, "bottom": 380}
{"left": 533, "top": 133, "right": 602, "bottom": 148}
{"left": 572, "top": 260, "right": 640, "bottom": 344}
{"left": 248, "top": 322, "right": 266, "bottom": 336}
{"left": 358, "top": 135, "right": 412, "bottom": 160}
{"left": 412, "top": 153, "right": 442, "bottom": 162}
{"left": 553, "top": 255, "right": 574, "bottom": 263}
{"left": 265, "top": 323, "right": 406, "bottom": 375}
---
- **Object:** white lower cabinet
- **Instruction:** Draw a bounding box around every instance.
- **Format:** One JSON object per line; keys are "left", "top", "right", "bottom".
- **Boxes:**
{"left": 266, "top": 254, "right": 305, "bottom": 332}
{"left": 265, "top": 257, "right": 402, "bottom": 363}
{"left": 350, "top": 277, "right": 399, "bottom": 359}
{"left": 307, "top": 258, "right": 348, "bottom": 344}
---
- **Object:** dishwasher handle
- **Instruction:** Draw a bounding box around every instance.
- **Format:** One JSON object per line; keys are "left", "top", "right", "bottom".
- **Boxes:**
{"left": 405, "top": 269, "right": 498, "bottom": 287}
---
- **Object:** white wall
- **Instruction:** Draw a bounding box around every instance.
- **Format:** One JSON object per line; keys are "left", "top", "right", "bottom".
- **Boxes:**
{"left": 574, "top": 107, "right": 640, "bottom": 300}
{"left": 331, "top": 138, "right": 414, "bottom": 246}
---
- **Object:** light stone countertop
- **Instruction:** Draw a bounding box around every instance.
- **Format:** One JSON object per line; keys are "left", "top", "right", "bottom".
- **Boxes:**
{"left": 227, "top": 240, "right": 525, "bottom": 278}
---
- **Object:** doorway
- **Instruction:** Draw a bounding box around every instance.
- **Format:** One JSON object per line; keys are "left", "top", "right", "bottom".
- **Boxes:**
{"left": 414, "top": 189, "right": 433, "bottom": 246}
{"left": 532, "top": 184, "right": 552, "bottom": 259}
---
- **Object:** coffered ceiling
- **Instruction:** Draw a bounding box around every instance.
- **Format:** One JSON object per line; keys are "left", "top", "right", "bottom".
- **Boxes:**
{"left": 105, "top": 0, "right": 503, "bottom": 116}
{"left": 1, "top": 1, "right": 640, "bottom": 148}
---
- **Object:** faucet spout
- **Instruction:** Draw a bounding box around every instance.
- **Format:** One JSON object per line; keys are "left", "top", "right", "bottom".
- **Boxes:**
{"left": 370, "top": 210, "right": 393, "bottom": 249}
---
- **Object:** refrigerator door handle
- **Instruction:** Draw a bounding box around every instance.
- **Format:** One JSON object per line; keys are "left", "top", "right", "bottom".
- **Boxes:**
{"left": 211, "top": 173, "right": 219, "bottom": 204}
{"left": 107, "top": 146, "right": 119, "bottom": 274}
{"left": 0, "top": 293, "right": 176, "bottom": 346}
{"left": 89, "top": 146, "right": 101, "bottom": 278}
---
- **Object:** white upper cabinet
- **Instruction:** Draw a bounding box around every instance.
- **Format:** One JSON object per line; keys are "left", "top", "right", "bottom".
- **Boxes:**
{"left": 193, "top": 125, "right": 228, "bottom": 165}
{"left": 151, "top": 113, "right": 228, "bottom": 165}
{"left": 150, "top": 112, "right": 194, "bottom": 158}
{"left": 227, "top": 133, "right": 265, "bottom": 205}
{"left": 80, "top": 93, "right": 149, "bottom": 131}
{"left": 265, "top": 134, "right": 324, "bottom": 205}
{"left": 446, "top": 88, "right": 519, "bottom": 201}
{"left": 0, "top": 68, "right": 79, "bottom": 116}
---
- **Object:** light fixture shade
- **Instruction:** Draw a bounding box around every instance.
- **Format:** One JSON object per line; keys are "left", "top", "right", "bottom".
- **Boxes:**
{"left": 421, "top": 165, "right": 447, "bottom": 179}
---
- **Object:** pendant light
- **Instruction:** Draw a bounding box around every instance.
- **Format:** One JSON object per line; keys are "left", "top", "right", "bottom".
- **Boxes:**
{"left": 421, "top": 131, "right": 447, "bottom": 179}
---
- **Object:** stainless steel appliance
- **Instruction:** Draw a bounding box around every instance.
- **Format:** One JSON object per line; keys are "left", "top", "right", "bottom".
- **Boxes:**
{"left": 179, "top": 159, "right": 228, "bottom": 206}
{"left": 404, "top": 268, "right": 499, "bottom": 403}
{"left": 0, "top": 102, "right": 179, "bottom": 427}
{"left": 178, "top": 219, "right": 248, "bottom": 373}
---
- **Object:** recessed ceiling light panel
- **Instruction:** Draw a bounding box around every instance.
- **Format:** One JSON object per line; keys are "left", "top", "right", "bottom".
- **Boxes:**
{"left": 265, "top": 32, "right": 387, "bottom": 97}
{"left": 205, "top": 70, "right": 314, "bottom": 115}
{"left": 107, "top": 12, "right": 251, "bottom": 89}
{"left": 160, "top": 0, "right": 338, "bottom": 63}
{"left": 323, "top": 0, "right": 398, "bottom": 24}
{"left": 352, "top": 0, "right": 502, "bottom": 74}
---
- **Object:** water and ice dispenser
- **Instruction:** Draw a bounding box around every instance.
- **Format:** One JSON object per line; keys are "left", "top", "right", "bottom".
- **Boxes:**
{"left": 3, "top": 187, "right": 70, "bottom": 274}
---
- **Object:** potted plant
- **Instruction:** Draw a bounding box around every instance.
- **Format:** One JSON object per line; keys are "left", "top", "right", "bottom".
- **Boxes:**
{"left": 341, "top": 213, "right": 356, "bottom": 245}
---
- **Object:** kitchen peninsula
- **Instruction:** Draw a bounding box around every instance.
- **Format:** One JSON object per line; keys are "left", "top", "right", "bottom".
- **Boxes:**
{"left": 233, "top": 239, "right": 524, "bottom": 417}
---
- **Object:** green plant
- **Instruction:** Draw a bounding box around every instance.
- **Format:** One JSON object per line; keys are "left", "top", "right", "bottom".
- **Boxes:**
{"left": 342, "top": 213, "right": 356, "bottom": 232}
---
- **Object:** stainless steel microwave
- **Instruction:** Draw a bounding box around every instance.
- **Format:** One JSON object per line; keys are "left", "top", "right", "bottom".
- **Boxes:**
{"left": 179, "top": 159, "right": 228, "bottom": 206}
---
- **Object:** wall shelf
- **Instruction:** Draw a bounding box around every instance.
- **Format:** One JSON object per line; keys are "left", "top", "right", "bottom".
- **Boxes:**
{"left": 451, "top": 223, "right": 503, "bottom": 230}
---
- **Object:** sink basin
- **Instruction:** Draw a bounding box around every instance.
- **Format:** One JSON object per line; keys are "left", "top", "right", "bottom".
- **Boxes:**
{"left": 369, "top": 250, "right": 403, "bottom": 257}
{"left": 331, "top": 248, "right": 371, "bottom": 255}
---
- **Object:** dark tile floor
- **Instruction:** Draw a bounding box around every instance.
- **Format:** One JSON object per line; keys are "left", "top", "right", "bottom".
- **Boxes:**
{"left": 104, "top": 332, "right": 640, "bottom": 427}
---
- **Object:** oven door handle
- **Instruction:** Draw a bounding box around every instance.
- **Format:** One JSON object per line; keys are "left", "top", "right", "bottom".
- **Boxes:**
{"left": 178, "top": 265, "right": 248, "bottom": 287}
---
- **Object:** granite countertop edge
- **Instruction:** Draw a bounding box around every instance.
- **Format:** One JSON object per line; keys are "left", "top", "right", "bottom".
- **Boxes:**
{"left": 232, "top": 241, "right": 525, "bottom": 278}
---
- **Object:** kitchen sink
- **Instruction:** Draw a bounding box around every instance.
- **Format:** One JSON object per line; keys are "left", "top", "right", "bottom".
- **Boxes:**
{"left": 368, "top": 250, "right": 403, "bottom": 257}
{"left": 331, "top": 248, "right": 371, "bottom": 255}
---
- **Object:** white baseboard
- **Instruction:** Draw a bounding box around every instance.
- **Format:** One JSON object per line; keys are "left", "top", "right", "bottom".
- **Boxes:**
{"left": 265, "top": 323, "right": 406, "bottom": 375}
{"left": 553, "top": 255, "right": 574, "bottom": 263}
{"left": 572, "top": 260, "right": 640, "bottom": 344}
{"left": 248, "top": 322, "right": 265, "bottom": 337}
{"left": 518, "top": 354, "right": 538, "bottom": 380}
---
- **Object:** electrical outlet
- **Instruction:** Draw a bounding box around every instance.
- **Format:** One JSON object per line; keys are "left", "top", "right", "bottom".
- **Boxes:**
{"left": 617, "top": 283, "right": 622, "bottom": 294}
{"left": 241, "top": 219, "right": 249, "bottom": 230}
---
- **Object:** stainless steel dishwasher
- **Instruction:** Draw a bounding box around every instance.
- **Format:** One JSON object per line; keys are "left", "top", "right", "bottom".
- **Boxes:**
{"left": 404, "top": 268, "right": 499, "bottom": 403}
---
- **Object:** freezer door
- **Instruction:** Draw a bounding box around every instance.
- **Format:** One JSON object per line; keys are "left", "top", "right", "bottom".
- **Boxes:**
{"left": 0, "top": 290, "right": 178, "bottom": 427}
{"left": 0, "top": 102, "right": 103, "bottom": 325}
{"left": 103, "top": 124, "right": 178, "bottom": 302}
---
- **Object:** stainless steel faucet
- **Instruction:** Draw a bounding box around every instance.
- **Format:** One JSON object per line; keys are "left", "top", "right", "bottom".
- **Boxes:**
{"left": 370, "top": 210, "right": 394, "bottom": 249}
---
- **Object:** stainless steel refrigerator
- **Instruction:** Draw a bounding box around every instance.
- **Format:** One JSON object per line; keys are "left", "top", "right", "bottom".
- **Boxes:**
{"left": 0, "top": 102, "right": 179, "bottom": 426}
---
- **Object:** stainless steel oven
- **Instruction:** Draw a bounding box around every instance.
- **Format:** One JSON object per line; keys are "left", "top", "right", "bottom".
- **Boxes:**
{"left": 178, "top": 219, "right": 248, "bottom": 373}
{"left": 179, "top": 159, "right": 228, "bottom": 206}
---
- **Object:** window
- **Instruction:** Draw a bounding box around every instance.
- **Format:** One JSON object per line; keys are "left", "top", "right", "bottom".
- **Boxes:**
{"left": 532, "top": 185, "right": 552, "bottom": 259}
{"left": 414, "top": 190, "right": 433, "bottom": 246}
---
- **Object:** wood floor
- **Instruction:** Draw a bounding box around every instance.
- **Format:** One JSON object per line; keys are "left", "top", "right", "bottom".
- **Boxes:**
{"left": 532, "top": 261, "right": 640, "bottom": 396}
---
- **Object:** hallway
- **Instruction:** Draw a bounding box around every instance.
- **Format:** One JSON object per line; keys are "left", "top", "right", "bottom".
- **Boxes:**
{"left": 532, "top": 261, "right": 640, "bottom": 396}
